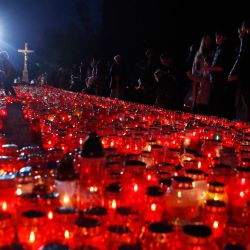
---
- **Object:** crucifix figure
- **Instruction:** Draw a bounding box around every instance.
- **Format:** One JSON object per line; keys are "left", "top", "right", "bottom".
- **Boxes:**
{"left": 18, "top": 42, "right": 34, "bottom": 83}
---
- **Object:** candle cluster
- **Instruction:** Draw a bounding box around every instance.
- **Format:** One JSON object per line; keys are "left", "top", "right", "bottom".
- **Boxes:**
{"left": 0, "top": 85, "right": 250, "bottom": 249}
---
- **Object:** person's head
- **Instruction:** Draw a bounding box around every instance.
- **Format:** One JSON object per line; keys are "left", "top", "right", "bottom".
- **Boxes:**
{"left": 241, "top": 19, "right": 250, "bottom": 35}
{"left": 199, "top": 35, "right": 212, "bottom": 53}
{"left": 114, "top": 54, "right": 122, "bottom": 64}
{"left": 160, "top": 53, "right": 173, "bottom": 66}
{"left": 145, "top": 49, "right": 154, "bottom": 59}
{"left": 215, "top": 30, "right": 228, "bottom": 45}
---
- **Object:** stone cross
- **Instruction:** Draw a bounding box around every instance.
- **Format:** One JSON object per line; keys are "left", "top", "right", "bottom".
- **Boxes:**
{"left": 18, "top": 42, "right": 34, "bottom": 83}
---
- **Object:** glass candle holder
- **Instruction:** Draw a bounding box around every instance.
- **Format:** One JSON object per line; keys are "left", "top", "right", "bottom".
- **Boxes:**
{"left": 74, "top": 216, "right": 105, "bottom": 250}
{"left": 165, "top": 176, "right": 199, "bottom": 226}
{"left": 175, "top": 224, "right": 219, "bottom": 250}
{"left": 144, "top": 186, "right": 164, "bottom": 224}
{"left": 18, "top": 210, "right": 47, "bottom": 250}
{"left": 0, "top": 173, "right": 16, "bottom": 214}
{"left": 202, "top": 200, "right": 227, "bottom": 240}
{"left": 142, "top": 222, "right": 175, "bottom": 250}
{"left": 0, "top": 212, "right": 15, "bottom": 247}
{"left": 0, "top": 156, "right": 14, "bottom": 173}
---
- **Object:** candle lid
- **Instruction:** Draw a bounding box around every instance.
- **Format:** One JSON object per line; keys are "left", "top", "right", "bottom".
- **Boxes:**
{"left": 183, "top": 224, "right": 212, "bottom": 238}
{"left": 208, "top": 182, "right": 225, "bottom": 193}
{"left": 55, "top": 207, "right": 78, "bottom": 214}
{"left": 116, "top": 206, "right": 137, "bottom": 215}
{"left": 85, "top": 206, "right": 108, "bottom": 216}
{"left": 108, "top": 225, "right": 131, "bottom": 234}
{"left": 40, "top": 243, "right": 69, "bottom": 250}
{"left": 159, "top": 178, "right": 172, "bottom": 187}
{"left": 146, "top": 186, "right": 164, "bottom": 196}
{"left": 118, "top": 244, "right": 142, "bottom": 250}
{"left": 22, "top": 210, "right": 46, "bottom": 218}
{"left": 148, "top": 222, "right": 172, "bottom": 233}
{"left": 124, "top": 160, "right": 146, "bottom": 167}
{"left": 106, "top": 182, "right": 122, "bottom": 193}
{"left": 17, "top": 166, "right": 33, "bottom": 177}
{"left": 75, "top": 217, "right": 101, "bottom": 228}
{"left": 223, "top": 244, "right": 246, "bottom": 250}
{"left": 172, "top": 176, "right": 193, "bottom": 189}
{"left": 204, "top": 200, "right": 226, "bottom": 213}
{"left": 81, "top": 133, "right": 104, "bottom": 158}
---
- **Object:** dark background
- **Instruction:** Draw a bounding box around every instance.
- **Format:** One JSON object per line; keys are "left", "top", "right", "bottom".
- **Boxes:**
{"left": 0, "top": 0, "right": 249, "bottom": 78}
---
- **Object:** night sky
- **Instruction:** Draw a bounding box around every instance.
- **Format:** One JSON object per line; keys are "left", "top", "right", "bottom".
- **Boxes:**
{"left": 0, "top": 0, "right": 249, "bottom": 76}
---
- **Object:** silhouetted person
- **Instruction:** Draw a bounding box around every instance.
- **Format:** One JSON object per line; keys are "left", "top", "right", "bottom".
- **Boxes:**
{"left": 229, "top": 19, "right": 250, "bottom": 121}
{"left": 0, "top": 51, "right": 17, "bottom": 96}
{"left": 154, "top": 53, "right": 180, "bottom": 110}
{"left": 110, "top": 55, "right": 126, "bottom": 98}
{"left": 204, "top": 30, "right": 235, "bottom": 118}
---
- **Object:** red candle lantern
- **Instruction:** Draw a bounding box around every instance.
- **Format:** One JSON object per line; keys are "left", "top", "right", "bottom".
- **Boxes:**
{"left": 229, "top": 167, "right": 250, "bottom": 221}
{"left": 142, "top": 222, "right": 175, "bottom": 250}
{"left": 202, "top": 200, "right": 227, "bottom": 240}
{"left": 0, "top": 173, "right": 16, "bottom": 214}
{"left": 74, "top": 215, "right": 106, "bottom": 249}
{"left": 0, "top": 212, "right": 15, "bottom": 247}
{"left": 175, "top": 224, "right": 219, "bottom": 250}
{"left": 18, "top": 210, "right": 47, "bottom": 249}
{"left": 144, "top": 186, "right": 164, "bottom": 223}
{"left": 165, "top": 176, "right": 200, "bottom": 226}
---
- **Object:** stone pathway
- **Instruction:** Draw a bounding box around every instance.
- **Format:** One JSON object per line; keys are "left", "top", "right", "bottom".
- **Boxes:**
{"left": 2, "top": 101, "right": 36, "bottom": 148}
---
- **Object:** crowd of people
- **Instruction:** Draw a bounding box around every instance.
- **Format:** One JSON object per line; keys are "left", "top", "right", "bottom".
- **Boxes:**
{"left": 1, "top": 19, "right": 250, "bottom": 122}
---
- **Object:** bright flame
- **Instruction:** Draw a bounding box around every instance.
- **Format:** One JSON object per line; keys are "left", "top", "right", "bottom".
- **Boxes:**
{"left": 110, "top": 141, "right": 114, "bottom": 147}
{"left": 90, "top": 186, "right": 98, "bottom": 192}
{"left": 111, "top": 199, "right": 117, "bottom": 209}
{"left": 16, "top": 188, "right": 22, "bottom": 196}
{"left": 63, "top": 195, "right": 70, "bottom": 204}
{"left": 198, "top": 161, "right": 201, "bottom": 169}
{"left": 48, "top": 211, "right": 53, "bottom": 220}
{"left": 147, "top": 145, "right": 152, "bottom": 152}
{"left": 177, "top": 191, "right": 182, "bottom": 198}
{"left": 147, "top": 174, "right": 151, "bottom": 181}
{"left": 241, "top": 178, "right": 246, "bottom": 185}
{"left": 134, "top": 184, "right": 138, "bottom": 192}
{"left": 126, "top": 144, "right": 130, "bottom": 149}
{"left": 214, "top": 195, "right": 219, "bottom": 201}
{"left": 208, "top": 153, "right": 211, "bottom": 158}
{"left": 2, "top": 202, "right": 7, "bottom": 211}
{"left": 151, "top": 203, "right": 156, "bottom": 211}
{"left": 213, "top": 221, "right": 219, "bottom": 229}
{"left": 240, "top": 191, "right": 245, "bottom": 198}
{"left": 64, "top": 230, "right": 70, "bottom": 239}
{"left": 29, "top": 231, "right": 35, "bottom": 243}
{"left": 79, "top": 138, "right": 83, "bottom": 145}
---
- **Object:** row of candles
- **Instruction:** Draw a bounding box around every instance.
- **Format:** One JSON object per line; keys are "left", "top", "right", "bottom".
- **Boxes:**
{"left": 0, "top": 86, "right": 250, "bottom": 249}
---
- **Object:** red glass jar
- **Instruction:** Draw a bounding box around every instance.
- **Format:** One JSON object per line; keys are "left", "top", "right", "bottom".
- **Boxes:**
{"left": 204, "top": 181, "right": 228, "bottom": 204}
{"left": 0, "top": 212, "right": 15, "bottom": 247}
{"left": 229, "top": 167, "right": 250, "bottom": 221}
{"left": 175, "top": 224, "right": 219, "bottom": 250}
{"left": 142, "top": 222, "right": 175, "bottom": 250}
{"left": 202, "top": 200, "right": 227, "bottom": 240}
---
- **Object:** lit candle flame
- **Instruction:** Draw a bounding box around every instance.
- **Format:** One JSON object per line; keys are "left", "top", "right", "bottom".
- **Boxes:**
{"left": 198, "top": 161, "right": 201, "bottom": 169}
{"left": 111, "top": 199, "right": 117, "bottom": 209}
{"left": 134, "top": 184, "right": 138, "bottom": 192}
{"left": 48, "top": 211, "right": 53, "bottom": 220}
{"left": 177, "top": 191, "right": 182, "bottom": 198}
{"left": 79, "top": 138, "right": 83, "bottom": 145}
{"left": 90, "top": 186, "right": 98, "bottom": 192}
{"left": 110, "top": 141, "right": 114, "bottom": 147}
{"left": 2, "top": 202, "right": 7, "bottom": 211}
{"left": 213, "top": 221, "right": 219, "bottom": 229}
{"left": 151, "top": 203, "right": 156, "bottom": 211}
{"left": 29, "top": 231, "right": 35, "bottom": 243}
{"left": 16, "top": 188, "right": 22, "bottom": 196}
{"left": 240, "top": 191, "right": 245, "bottom": 198}
{"left": 147, "top": 174, "right": 151, "bottom": 181}
{"left": 241, "top": 178, "right": 246, "bottom": 185}
{"left": 63, "top": 195, "right": 70, "bottom": 204}
{"left": 64, "top": 230, "right": 70, "bottom": 239}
